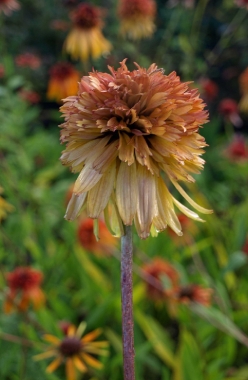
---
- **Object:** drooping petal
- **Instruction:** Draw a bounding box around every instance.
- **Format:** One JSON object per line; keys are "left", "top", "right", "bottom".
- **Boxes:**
{"left": 65, "top": 358, "right": 76, "bottom": 380}
{"left": 172, "top": 197, "right": 205, "bottom": 222}
{"left": 81, "top": 352, "right": 103, "bottom": 369}
{"left": 170, "top": 178, "right": 213, "bottom": 214}
{"left": 116, "top": 161, "right": 137, "bottom": 225}
{"left": 73, "top": 356, "right": 87, "bottom": 373}
{"left": 65, "top": 192, "right": 87, "bottom": 221}
{"left": 136, "top": 164, "right": 157, "bottom": 237}
{"left": 87, "top": 161, "right": 116, "bottom": 218}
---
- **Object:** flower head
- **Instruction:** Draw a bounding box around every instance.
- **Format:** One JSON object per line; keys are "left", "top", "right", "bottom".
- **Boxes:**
{"left": 34, "top": 323, "right": 108, "bottom": 380}
{"left": 172, "top": 284, "right": 212, "bottom": 306}
{"left": 64, "top": 3, "right": 112, "bottom": 62}
{"left": 142, "top": 258, "right": 179, "bottom": 300}
{"left": 118, "top": 0, "right": 156, "bottom": 40}
{"left": 60, "top": 60, "right": 211, "bottom": 239}
{"left": 239, "top": 68, "right": 248, "bottom": 113}
{"left": 4, "top": 267, "right": 45, "bottom": 313}
{"left": 77, "top": 217, "right": 117, "bottom": 255}
{"left": 0, "top": 0, "right": 20, "bottom": 15}
{"left": 47, "top": 62, "right": 80, "bottom": 103}
{"left": 219, "top": 98, "right": 243, "bottom": 127}
{"left": 15, "top": 53, "right": 41, "bottom": 69}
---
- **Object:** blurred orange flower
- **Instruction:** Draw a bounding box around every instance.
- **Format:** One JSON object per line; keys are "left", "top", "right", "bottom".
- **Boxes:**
{"left": 77, "top": 217, "right": 118, "bottom": 255}
{"left": 0, "top": 0, "right": 20, "bottom": 15}
{"left": 64, "top": 3, "right": 112, "bottom": 62}
{"left": 15, "top": 53, "right": 41, "bottom": 69}
{"left": 239, "top": 67, "right": 248, "bottom": 113}
{"left": 47, "top": 62, "right": 80, "bottom": 103}
{"left": 4, "top": 267, "right": 45, "bottom": 313}
{"left": 224, "top": 134, "right": 248, "bottom": 162}
{"left": 218, "top": 98, "right": 243, "bottom": 127}
{"left": 34, "top": 323, "right": 108, "bottom": 380}
{"left": 172, "top": 284, "right": 212, "bottom": 306}
{"left": 142, "top": 258, "right": 179, "bottom": 300}
{"left": 60, "top": 60, "right": 210, "bottom": 239}
{"left": 118, "top": 0, "right": 156, "bottom": 40}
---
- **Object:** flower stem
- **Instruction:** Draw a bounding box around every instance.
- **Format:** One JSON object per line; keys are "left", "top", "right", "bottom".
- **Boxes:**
{"left": 121, "top": 225, "right": 135, "bottom": 380}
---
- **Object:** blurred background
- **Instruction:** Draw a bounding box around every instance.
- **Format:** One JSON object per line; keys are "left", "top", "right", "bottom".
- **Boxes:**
{"left": 1, "top": 0, "right": 248, "bottom": 379}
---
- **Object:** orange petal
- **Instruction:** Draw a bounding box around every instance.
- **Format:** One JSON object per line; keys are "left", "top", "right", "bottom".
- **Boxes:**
{"left": 66, "top": 358, "right": 76, "bottom": 380}
{"left": 46, "top": 357, "right": 62, "bottom": 373}
{"left": 43, "top": 334, "right": 61, "bottom": 345}
{"left": 81, "top": 328, "right": 102, "bottom": 343}
{"left": 81, "top": 352, "right": 103, "bottom": 369}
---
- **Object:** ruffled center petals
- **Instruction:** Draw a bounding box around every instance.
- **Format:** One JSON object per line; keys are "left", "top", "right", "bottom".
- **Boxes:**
{"left": 116, "top": 161, "right": 138, "bottom": 225}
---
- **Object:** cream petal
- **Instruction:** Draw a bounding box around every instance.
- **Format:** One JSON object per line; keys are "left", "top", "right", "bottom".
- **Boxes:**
{"left": 118, "top": 133, "right": 135, "bottom": 165}
{"left": 136, "top": 164, "right": 157, "bottom": 236}
{"left": 92, "top": 141, "right": 118, "bottom": 173}
{"left": 155, "top": 177, "right": 182, "bottom": 235}
{"left": 172, "top": 197, "right": 205, "bottom": 222}
{"left": 74, "top": 166, "right": 103, "bottom": 193}
{"left": 65, "top": 192, "right": 87, "bottom": 220}
{"left": 87, "top": 161, "right": 116, "bottom": 218}
{"left": 116, "top": 161, "right": 137, "bottom": 225}
{"left": 170, "top": 178, "right": 213, "bottom": 214}
{"left": 104, "top": 195, "right": 124, "bottom": 237}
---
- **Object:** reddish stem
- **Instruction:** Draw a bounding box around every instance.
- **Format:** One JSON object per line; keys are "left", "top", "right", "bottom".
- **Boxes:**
{"left": 121, "top": 225, "right": 135, "bottom": 380}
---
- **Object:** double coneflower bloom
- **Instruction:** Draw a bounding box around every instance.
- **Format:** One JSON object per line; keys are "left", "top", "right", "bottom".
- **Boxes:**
{"left": 118, "top": 0, "right": 156, "bottom": 40}
{"left": 47, "top": 62, "right": 80, "bottom": 103}
{"left": 64, "top": 3, "right": 112, "bottom": 62}
{"left": 60, "top": 60, "right": 211, "bottom": 239}
{"left": 35, "top": 323, "right": 108, "bottom": 380}
{"left": 4, "top": 267, "right": 45, "bottom": 313}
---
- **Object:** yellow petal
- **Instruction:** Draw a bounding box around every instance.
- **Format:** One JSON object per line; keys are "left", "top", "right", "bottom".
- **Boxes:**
{"left": 81, "top": 352, "right": 103, "bottom": 369}
{"left": 87, "top": 161, "right": 116, "bottom": 218}
{"left": 74, "top": 166, "right": 103, "bottom": 193}
{"left": 33, "top": 350, "right": 57, "bottom": 361}
{"left": 73, "top": 356, "right": 87, "bottom": 373}
{"left": 172, "top": 197, "right": 205, "bottom": 222}
{"left": 170, "top": 178, "right": 213, "bottom": 214}
{"left": 66, "top": 358, "right": 76, "bottom": 380}
{"left": 46, "top": 357, "right": 62, "bottom": 373}
{"left": 82, "top": 328, "right": 102, "bottom": 343}
{"left": 43, "top": 334, "right": 61, "bottom": 345}
{"left": 118, "top": 132, "right": 134, "bottom": 165}
{"left": 104, "top": 195, "right": 124, "bottom": 237}
{"left": 116, "top": 161, "right": 137, "bottom": 225}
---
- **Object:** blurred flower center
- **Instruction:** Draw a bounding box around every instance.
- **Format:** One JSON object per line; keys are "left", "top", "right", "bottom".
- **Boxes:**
{"left": 71, "top": 4, "right": 100, "bottom": 29}
{"left": 177, "top": 285, "right": 194, "bottom": 299}
{"left": 59, "top": 337, "right": 82, "bottom": 356}
{"left": 49, "top": 63, "right": 75, "bottom": 80}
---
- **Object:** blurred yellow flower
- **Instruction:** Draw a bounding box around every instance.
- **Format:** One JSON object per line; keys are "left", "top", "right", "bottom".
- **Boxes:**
{"left": 34, "top": 323, "right": 108, "bottom": 380}
{"left": 64, "top": 3, "right": 112, "bottom": 62}
{"left": 60, "top": 60, "right": 211, "bottom": 239}
{"left": 118, "top": 0, "right": 156, "bottom": 40}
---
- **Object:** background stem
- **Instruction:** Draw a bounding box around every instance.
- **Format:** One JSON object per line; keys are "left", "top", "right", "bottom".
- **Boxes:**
{"left": 121, "top": 225, "right": 135, "bottom": 380}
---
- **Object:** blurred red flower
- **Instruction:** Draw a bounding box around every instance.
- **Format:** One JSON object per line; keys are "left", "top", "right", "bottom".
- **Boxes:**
{"left": 15, "top": 53, "right": 41, "bottom": 69}
{"left": 4, "top": 267, "right": 45, "bottom": 313}
{"left": 47, "top": 62, "right": 80, "bottom": 103}
{"left": 224, "top": 134, "right": 248, "bottom": 162}
{"left": 0, "top": 0, "right": 20, "bottom": 15}
{"left": 200, "top": 78, "right": 219, "bottom": 102}
{"left": 235, "top": 0, "right": 248, "bottom": 8}
{"left": 0, "top": 64, "right": 5, "bottom": 78}
{"left": 172, "top": 284, "right": 212, "bottom": 306}
{"left": 218, "top": 98, "right": 243, "bottom": 127}
{"left": 77, "top": 218, "right": 118, "bottom": 255}
{"left": 142, "top": 258, "right": 179, "bottom": 300}
{"left": 19, "top": 89, "right": 40, "bottom": 104}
